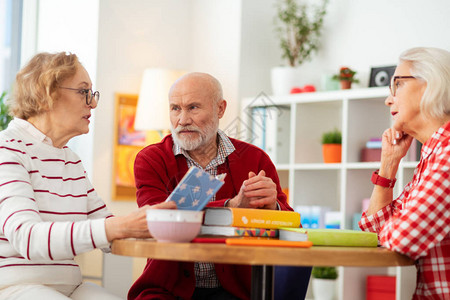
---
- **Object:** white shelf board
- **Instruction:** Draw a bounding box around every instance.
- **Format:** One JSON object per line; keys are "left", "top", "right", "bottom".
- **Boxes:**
{"left": 242, "top": 86, "right": 389, "bottom": 107}
{"left": 275, "top": 164, "right": 290, "bottom": 170}
{"left": 345, "top": 161, "right": 419, "bottom": 170}
{"left": 346, "top": 162, "right": 381, "bottom": 169}
{"left": 401, "top": 161, "right": 419, "bottom": 168}
{"left": 293, "top": 163, "right": 342, "bottom": 170}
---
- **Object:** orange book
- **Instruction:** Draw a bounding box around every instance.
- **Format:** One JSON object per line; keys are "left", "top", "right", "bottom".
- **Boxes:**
{"left": 225, "top": 237, "right": 312, "bottom": 248}
{"left": 203, "top": 207, "right": 301, "bottom": 229}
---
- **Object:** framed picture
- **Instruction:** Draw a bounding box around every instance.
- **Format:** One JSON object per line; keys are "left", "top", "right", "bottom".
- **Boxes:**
{"left": 112, "top": 93, "right": 167, "bottom": 200}
{"left": 117, "top": 97, "right": 146, "bottom": 146}
{"left": 369, "top": 65, "right": 396, "bottom": 87}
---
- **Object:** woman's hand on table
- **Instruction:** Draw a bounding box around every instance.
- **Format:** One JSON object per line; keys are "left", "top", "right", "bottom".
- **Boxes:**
{"left": 105, "top": 201, "right": 177, "bottom": 241}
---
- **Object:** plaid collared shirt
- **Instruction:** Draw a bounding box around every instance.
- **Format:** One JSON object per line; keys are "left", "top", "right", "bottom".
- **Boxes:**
{"left": 173, "top": 129, "right": 235, "bottom": 288}
{"left": 359, "top": 121, "right": 450, "bottom": 300}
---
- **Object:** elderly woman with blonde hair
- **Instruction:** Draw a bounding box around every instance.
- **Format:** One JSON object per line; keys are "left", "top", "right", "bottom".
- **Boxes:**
{"left": 360, "top": 47, "right": 450, "bottom": 299}
{"left": 0, "top": 52, "right": 176, "bottom": 300}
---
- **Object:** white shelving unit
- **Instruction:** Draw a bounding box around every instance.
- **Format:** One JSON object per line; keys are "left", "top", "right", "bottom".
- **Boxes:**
{"left": 241, "top": 87, "right": 418, "bottom": 300}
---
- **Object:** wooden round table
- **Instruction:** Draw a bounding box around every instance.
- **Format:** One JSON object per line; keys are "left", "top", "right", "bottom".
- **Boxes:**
{"left": 112, "top": 239, "right": 414, "bottom": 300}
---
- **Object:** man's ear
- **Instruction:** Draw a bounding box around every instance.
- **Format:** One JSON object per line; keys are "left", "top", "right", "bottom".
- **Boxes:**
{"left": 217, "top": 99, "right": 227, "bottom": 119}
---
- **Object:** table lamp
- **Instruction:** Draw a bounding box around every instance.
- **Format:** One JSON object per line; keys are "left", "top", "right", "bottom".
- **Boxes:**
{"left": 134, "top": 68, "right": 186, "bottom": 131}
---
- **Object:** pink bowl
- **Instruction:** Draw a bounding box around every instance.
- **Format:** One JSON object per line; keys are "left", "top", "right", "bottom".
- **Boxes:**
{"left": 146, "top": 209, "right": 204, "bottom": 243}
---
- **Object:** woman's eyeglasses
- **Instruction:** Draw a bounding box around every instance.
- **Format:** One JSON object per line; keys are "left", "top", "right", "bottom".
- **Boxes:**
{"left": 59, "top": 87, "right": 100, "bottom": 105}
{"left": 389, "top": 76, "right": 416, "bottom": 97}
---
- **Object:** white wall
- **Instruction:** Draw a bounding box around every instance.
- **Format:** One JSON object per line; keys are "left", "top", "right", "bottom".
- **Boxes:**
{"left": 190, "top": 0, "right": 242, "bottom": 128}
{"left": 30, "top": 0, "right": 100, "bottom": 175}
{"left": 276, "top": 0, "right": 450, "bottom": 89}
{"left": 239, "top": 0, "right": 280, "bottom": 98}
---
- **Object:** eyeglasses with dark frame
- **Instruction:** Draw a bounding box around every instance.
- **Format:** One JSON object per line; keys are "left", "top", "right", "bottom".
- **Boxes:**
{"left": 59, "top": 87, "right": 100, "bottom": 105}
{"left": 389, "top": 76, "right": 416, "bottom": 97}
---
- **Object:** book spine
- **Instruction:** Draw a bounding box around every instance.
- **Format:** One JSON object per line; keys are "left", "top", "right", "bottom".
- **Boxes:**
{"left": 231, "top": 208, "right": 301, "bottom": 229}
{"left": 235, "top": 228, "right": 279, "bottom": 238}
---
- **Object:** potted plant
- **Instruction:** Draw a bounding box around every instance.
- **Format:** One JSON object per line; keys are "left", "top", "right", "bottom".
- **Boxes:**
{"left": 332, "top": 67, "right": 359, "bottom": 90}
{"left": 311, "top": 266, "right": 338, "bottom": 300}
{"left": 272, "top": 0, "right": 328, "bottom": 95}
{"left": 0, "top": 91, "right": 12, "bottom": 130}
{"left": 321, "top": 128, "right": 341, "bottom": 163}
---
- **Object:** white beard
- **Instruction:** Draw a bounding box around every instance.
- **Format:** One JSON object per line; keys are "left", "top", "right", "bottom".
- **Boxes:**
{"left": 171, "top": 119, "right": 219, "bottom": 151}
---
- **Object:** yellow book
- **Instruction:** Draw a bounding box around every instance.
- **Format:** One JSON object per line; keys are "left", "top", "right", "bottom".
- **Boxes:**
{"left": 203, "top": 207, "right": 301, "bottom": 229}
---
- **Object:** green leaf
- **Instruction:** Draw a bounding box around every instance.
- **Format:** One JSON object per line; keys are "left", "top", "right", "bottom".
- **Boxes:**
{"left": 0, "top": 91, "right": 13, "bottom": 131}
{"left": 312, "top": 266, "right": 338, "bottom": 279}
{"left": 274, "top": 0, "right": 328, "bottom": 67}
{"left": 321, "top": 128, "right": 342, "bottom": 144}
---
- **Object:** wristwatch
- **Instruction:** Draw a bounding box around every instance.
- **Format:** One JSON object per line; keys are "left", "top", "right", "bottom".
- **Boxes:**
{"left": 371, "top": 170, "right": 396, "bottom": 188}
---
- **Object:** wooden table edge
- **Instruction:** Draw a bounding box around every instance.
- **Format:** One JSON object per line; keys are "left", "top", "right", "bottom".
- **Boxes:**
{"left": 111, "top": 239, "right": 415, "bottom": 267}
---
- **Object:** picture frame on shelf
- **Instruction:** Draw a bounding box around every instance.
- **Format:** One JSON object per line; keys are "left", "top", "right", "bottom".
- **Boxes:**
{"left": 369, "top": 65, "right": 396, "bottom": 87}
{"left": 112, "top": 93, "right": 166, "bottom": 200}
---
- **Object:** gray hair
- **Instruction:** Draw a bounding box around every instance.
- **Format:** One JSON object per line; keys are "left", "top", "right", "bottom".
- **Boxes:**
{"left": 399, "top": 47, "right": 450, "bottom": 120}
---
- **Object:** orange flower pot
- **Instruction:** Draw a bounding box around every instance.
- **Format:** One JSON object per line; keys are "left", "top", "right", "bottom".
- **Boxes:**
{"left": 322, "top": 144, "right": 342, "bottom": 163}
{"left": 340, "top": 80, "right": 352, "bottom": 90}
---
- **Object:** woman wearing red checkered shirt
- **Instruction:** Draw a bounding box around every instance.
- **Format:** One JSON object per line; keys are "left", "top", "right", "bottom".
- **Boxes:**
{"left": 359, "top": 47, "right": 450, "bottom": 300}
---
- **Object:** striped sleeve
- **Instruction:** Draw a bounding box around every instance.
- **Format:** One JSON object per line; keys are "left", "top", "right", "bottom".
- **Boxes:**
{"left": 0, "top": 145, "right": 109, "bottom": 260}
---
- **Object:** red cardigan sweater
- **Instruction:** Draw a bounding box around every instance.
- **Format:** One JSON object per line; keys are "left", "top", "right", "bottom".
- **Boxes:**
{"left": 128, "top": 135, "right": 292, "bottom": 300}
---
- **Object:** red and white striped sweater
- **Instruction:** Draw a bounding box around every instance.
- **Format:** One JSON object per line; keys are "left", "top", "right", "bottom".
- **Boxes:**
{"left": 0, "top": 118, "right": 112, "bottom": 288}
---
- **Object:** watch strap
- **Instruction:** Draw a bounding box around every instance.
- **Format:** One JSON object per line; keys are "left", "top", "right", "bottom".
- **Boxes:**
{"left": 371, "top": 170, "right": 396, "bottom": 188}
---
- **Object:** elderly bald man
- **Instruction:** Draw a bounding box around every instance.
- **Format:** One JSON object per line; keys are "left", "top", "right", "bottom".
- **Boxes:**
{"left": 128, "top": 73, "right": 309, "bottom": 300}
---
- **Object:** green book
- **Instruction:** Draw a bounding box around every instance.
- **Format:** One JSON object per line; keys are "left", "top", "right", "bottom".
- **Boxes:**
{"left": 279, "top": 228, "right": 378, "bottom": 247}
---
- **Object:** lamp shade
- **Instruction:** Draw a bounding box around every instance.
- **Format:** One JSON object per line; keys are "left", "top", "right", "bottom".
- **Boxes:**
{"left": 134, "top": 68, "right": 185, "bottom": 131}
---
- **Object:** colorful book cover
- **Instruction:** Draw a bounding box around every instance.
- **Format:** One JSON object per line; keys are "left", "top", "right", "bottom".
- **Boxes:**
{"left": 200, "top": 225, "right": 279, "bottom": 237}
{"left": 165, "top": 166, "right": 225, "bottom": 211}
{"left": 203, "top": 207, "right": 301, "bottom": 229}
{"left": 279, "top": 228, "right": 378, "bottom": 247}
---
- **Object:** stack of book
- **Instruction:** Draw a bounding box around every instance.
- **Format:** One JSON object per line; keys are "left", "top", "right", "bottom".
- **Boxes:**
{"left": 200, "top": 207, "right": 301, "bottom": 238}
{"left": 199, "top": 207, "right": 378, "bottom": 248}
{"left": 361, "top": 138, "right": 382, "bottom": 162}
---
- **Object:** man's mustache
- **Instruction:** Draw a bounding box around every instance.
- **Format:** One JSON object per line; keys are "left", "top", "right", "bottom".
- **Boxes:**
{"left": 174, "top": 126, "right": 201, "bottom": 134}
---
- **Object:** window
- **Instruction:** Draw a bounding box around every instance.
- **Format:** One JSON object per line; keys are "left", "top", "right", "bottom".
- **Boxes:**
{"left": 0, "top": 0, "right": 22, "bottom": 94}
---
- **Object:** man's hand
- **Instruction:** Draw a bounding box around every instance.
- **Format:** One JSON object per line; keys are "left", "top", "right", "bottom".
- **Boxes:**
{"left": 227, "top": 170, "right": 278, "bottom": 210}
